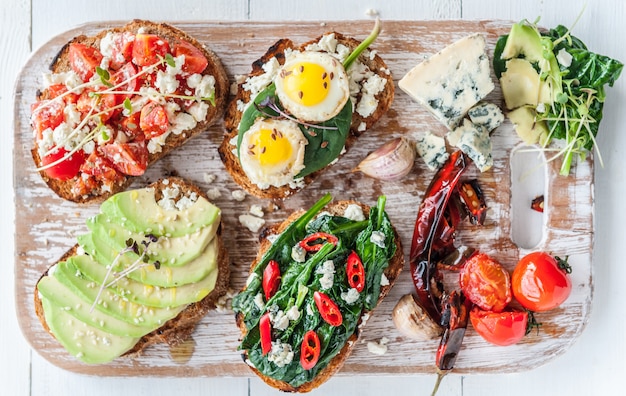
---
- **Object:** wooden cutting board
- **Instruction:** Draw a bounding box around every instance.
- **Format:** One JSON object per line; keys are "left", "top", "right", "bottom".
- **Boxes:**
{"left": 13, "top": 20, "right": 593, "bottom": 377}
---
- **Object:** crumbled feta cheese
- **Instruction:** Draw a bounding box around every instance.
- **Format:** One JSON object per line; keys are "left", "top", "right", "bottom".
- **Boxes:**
{"left": 253, "top": 293, "right": 265, "bottom": 310}
{"left": 206, "top": 187, "right": 221, "bottom": 200}
{"left": 231, "top": 190, "right": 246, "bottom": 201}
{"left": 249, "top": 204, "right": 264, "bottom": 218}
{"left": 305, "top": 33, "right": 338, "bottom": 53}
{"left": 242, "top": 57, "right": 280, "bottom": 100}
{"left": 356, "top": 74, "right": 387, "bottom": 118}
{"left": 286, "top": 305, "right": 301, "bottom": 321}
{"left": 63, "top": 103, "right": 81, "bottom": 128}
{"left": 380, "top": 273, "right": 390, "bottom": 287}
{"left": 317, "top": 260, "right": 335, "bottom": 289}
{"left": 188, "top": 101, "right": 209, "bottom": 122}
{"left": 170, "top": 112, "right": 197, "bottom": 135}
{"left": 193, "top": 75, "right": 216, "bottom": 99}
{"left": 42, "top": 70, "right": 83, "bottom": 91}
{"left": 239, "top": 214, "right": 265, "bottom": 232}
{"left": 175, "top": 193, "right": 197, "bottom": 211}
{"left": 204, "top": 173, "right": 217, "bottom": 184}
{"left": 344, "top": 204, "right": 366, "bottom": 221}
{"left": 155, "top": 70, "right": 180, "bottom": 94}
{"left": 270, "top": 309, "right": 290, "bottom": 331}
{"left": 291, "top": 244, "right": 307, "bottom": 263}
{"left": 367, "top": 337, "right": 389, "bottom": 355}
{"left": 341, "top": 288, "right": 360, "bottom": 305}
{"left": 370, "top": 231, "right": 386, "bottom": 248}
{"left": 357, "top": 121, "right": 367, "bottom": 132}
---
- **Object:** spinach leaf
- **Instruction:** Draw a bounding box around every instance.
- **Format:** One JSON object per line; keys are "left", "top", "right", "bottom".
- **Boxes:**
{"left": 492, "top": 34, "right": 509, "bottom": 79}
{"left": 236, "top": 83, "right": 278, "bottom": 158}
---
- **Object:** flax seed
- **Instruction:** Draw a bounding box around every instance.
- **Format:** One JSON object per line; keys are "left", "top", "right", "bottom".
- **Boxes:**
{"left": 321, "top": 141, "right": 329, "bottom": 148}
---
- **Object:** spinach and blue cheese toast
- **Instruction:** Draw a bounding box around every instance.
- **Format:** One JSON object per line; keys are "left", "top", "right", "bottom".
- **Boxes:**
{"left": 232, "top": 194, "right": 404, "bottom": 392}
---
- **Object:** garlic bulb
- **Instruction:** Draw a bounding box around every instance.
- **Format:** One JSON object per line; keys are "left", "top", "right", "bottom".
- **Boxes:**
{"left": 354, "top": 137, "right": 416, "bottom": 180}
{"left": 392, "top": 294, "right": 442, "bottom": 340}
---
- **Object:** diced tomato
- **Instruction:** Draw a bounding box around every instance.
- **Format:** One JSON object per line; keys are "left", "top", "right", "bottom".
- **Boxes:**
{"left": 71, "top": 174, "right": 99, "bottom": 197}
{"left": 40, "top": 148, "right": 85, "bottom": 181}
{"left": 31, "top": 100, "right": 64, "bottom": 139}
{"left": 132, "top": 34, "right": 170, "bottom": 67}
{"left": 119, "top": 112, "right": 142, "bottom": 138}
{"left": 68, "top": 43, "right": 103, "bottom": 82}
{"left": 47, "top": 84, "right": 79, "bottom": 104}
{"left": 100, "top": 140, "right": 148, "bottom": 176}
{"left": 140, "top": 102, "right": 169, "bottom": 138}
{"left": 76, "top": 90, "right": 119, "bottom": 123}
{"left": 80, "top": 150, "right": 123, "bottom": 185}
{"left": 172, "top": 40, "right": 208, "bottom": 74}
{"left": 108, "top": 31, "right": 135, "bottom": 70}
{"left": 111, "top": 62, "right": 139, "bottom": 100}
{"left": 174, "top": 77, "right": 196, "bottom": 109}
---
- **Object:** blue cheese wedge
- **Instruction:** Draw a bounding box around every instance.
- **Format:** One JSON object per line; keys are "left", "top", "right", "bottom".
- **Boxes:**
{"left": 399, "top": 34, "right": 495, "bottom": 130}
{"left": 416, "top": 132, "right": 449, "bottom": 171}
{"left": 468, "top": 102, "right": 504, "bottom": 133}
{"left": 452, "top": 119, "right": 493, "bottom": 172}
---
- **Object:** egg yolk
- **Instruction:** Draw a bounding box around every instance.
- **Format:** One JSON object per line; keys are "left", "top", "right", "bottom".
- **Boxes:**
{"left": 251, "top": 128, "right": 293, "bottom": 166}
{"left": 281, "top": 61, "right": 330, "bottom": 107}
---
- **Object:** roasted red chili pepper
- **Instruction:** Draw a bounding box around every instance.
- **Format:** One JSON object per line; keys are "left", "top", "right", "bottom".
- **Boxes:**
{"left": 299, "top": 232, "right": 339, "bottom": 252}
{"left": 409, "top": 150, "right": 466, "bottom": 323}
{"left": 346, "top": 250, "right": 365, "bottom": 292}
{"left": 313, "top": 291, "right": 343, "bottom": 326}
{"left": 300, "top": 330, "right": 321, "bottom": 370}
{"left": 259, "top": 312, "right": 272, "bottom": 356}
{"left": 262, "top": 260, "right": 281, "bottom": 300}
{"left": 531, "top": 195, "right": 544, "bottom": 213}
{"left": 457, "top": 179, "right": 488, "bottom": 225}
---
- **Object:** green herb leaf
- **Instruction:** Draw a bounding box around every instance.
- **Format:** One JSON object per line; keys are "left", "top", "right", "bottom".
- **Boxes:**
{"left": 343, "top": 18, "right": 381, "bottom": 70}
{"left": 165, "top": 53, "right": 176, "bottom": 68}
{"left": 96, "top": 66, "right": 113, "bottom": 87}
{"left": 123, "top": 98, "right": 133, "bottom": 113}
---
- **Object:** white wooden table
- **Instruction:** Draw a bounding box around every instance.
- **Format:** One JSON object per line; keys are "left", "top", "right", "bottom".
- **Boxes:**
{"left": 2, "top": 0, "right": 624, "bottom": 395}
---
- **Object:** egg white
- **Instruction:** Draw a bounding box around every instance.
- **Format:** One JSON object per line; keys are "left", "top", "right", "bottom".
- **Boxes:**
{"left": 274, "top": 51, "right": 350, "bottom": 123}
{"left": 239, "top": 118, "right": 308, "bottom": 189}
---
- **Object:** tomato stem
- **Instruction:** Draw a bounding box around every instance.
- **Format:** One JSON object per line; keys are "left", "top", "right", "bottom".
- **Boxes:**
{"left": 525, "top": 310, "right": 542, "bottom": 336}
{"left": 555, "top": 255, "right": 572, "bottom": 274}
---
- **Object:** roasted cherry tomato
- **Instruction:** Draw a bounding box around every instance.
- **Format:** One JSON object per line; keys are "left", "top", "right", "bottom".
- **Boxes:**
{"left": 459, "top": 253, "right": 512, "bottom": 312}
{"left": 313, "top": 291, "right": 342, "bottom": 326}
{"left": 512, "top": 252, "right": 572, "bottom": 312}
{"left": 346, "top": 251, "right": 365, "bottom": 292}
{"left": 140, "top": 101, "right": 169, "bottom": 138}
{"left": 108, "top": 31, "right": 135, "bottom": 70}
{"left": 469, "top": 306, "right": 528, "bottom": 346}
{"left": 132, "top": 34, "right": 171, "bottom": 67}
{"left": 68, "top": 43, "right": 103, "bottom": 82}
{"left": 31, "top": 100, "right": 64, "bottom": 139}
{"left": 300, "top": 330, "right": 321, "bottom": 370}
{"left": 40, "top": 148, "right": 85, "bottom": 180}
{"left": 299, "top": 232, "right": 338, "bottom": 252}
{"left": 173, "top": 40, "right": 208, "bottom": 74}
{"left": 100, "top": 140, "right": 148, "bottom": 176}
{"left": 259, "top": 313, "right": 272, "bottom": 356}
{"left": 262, "top": 260, "right": 281, "bottom": 300}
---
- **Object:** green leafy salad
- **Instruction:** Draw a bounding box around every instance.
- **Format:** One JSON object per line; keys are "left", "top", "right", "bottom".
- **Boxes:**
{"left": 494, "top": 19, "right": 623, "bottom": 175}
{"left": 232, "top": 194, "right": 397, "bottom": 387}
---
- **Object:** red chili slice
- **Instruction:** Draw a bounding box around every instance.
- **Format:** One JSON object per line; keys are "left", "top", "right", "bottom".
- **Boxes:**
{"left": 300, "top": 330, "right": 321, "bottom": 370}
{"left": 259, "top": 313, "right": 272, "bottom": 356}
{"left": 346, "top": 251, "right": 365, "bottom": 292}
{"left": 262, "top": 260, "right": 281, "bottom": 300}
{"left": 313, "top": 291, "right": 343, "bottom": 326}
{"left": 299, "top": 232, "right": 338, "bottom": 252}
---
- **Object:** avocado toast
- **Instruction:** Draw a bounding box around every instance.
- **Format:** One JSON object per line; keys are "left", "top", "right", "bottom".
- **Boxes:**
{"left": 34, "top": 177, "right": 229, "bottom": 364}
{"left": 232, "top": 194, "right": 404, "bottom": 392}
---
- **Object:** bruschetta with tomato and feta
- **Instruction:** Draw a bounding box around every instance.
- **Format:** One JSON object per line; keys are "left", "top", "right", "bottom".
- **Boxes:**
{"left": 31, "top": 20, "right": 228, "bottom": 203}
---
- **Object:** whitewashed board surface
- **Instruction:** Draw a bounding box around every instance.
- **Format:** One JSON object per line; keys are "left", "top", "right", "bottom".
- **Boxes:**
{"left": 14, "top": 20, "right": 593, "bottom": 377}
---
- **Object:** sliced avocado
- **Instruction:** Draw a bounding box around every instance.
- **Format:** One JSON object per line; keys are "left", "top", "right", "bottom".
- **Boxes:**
{"left": 508, "top": 106, "right": 550, "bottom": 145}
{"left": 66, "top": 253, "right": 218, "bottom": 308}
{"left": 500, "top": 59, "right": 547, "bottom": 110}
{"left": 501, "top": 22, "right": 544, "bottom": 63}
{"left": 52, "top": 261, "right": 186, "bottom": 328}
{"left": 78, "top": 233, "right": 220, "bottom": 287}
{"left": 100, "top": 188, "right": 221, "bottom": 238}
{"left": 37, "top": 273, "right": 150, "bottom": 337}
{"left": 87, "top": 213, "right": 219, "bottom": 267}
{"left": 41, "top": 297, "right": 138, "bottom": 364}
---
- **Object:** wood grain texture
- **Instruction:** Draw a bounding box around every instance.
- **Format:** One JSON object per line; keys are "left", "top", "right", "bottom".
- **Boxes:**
{"left": 14, "top": 20, "right": 593, "bottom": 377}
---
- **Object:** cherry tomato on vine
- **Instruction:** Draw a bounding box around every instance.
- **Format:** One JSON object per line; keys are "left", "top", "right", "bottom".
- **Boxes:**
{"left": 300, "top": 330, "right": 321, "bottom": 370}
{"left": 512, "top": 252, "right": 572, "bottom": 312}
{"left": 262, "top": 260, "right": 281, "bottom": 300}
{"left": 459, "top": 253, "right": 512, "bottom": 312}
{"left": 299, "top": 232, "right": 338, "bottom": 252}
{"left": 346, "top": 251, "right": 365, "bottom": 292}
{"left": 259, "top": 313, "right": 272, "bottom": 356}
{"left": 469, "top": 307, "right": 528, "bottom": 346}
{"left": 313, "top": 291, "right": 342, "bottom": 326}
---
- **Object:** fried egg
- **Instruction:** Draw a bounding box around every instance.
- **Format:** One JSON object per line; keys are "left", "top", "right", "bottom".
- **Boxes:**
{"left": 274, "top": 51, "right": 350, "bottom": 123}
{"left": 239, "top": 118, "right": 308, "bottom": 189}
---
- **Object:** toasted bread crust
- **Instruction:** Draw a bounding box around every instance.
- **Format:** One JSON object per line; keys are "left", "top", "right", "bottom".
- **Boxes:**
{"left": 32, "top": 20, "right": 229, "bottom": 204}
{"left": 219, "top": 32, "right": 395, "bottom": 199}
{"left": 34, "top": 177, "right": 230, "bottom": 361}
{"left": 235, "top": 200, "right": 404, "bottom": 392}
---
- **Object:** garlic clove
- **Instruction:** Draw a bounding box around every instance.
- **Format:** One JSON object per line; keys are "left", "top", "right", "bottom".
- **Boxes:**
{"left": 353, "top": 136, "right": 416, "bottom": 181}
{"left": 392, "top": 294, "right": 442, "bottom": 340}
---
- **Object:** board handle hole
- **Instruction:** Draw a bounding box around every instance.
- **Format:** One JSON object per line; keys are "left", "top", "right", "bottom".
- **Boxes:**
{"left": 510, "top": 145, "right": 547, "bottom": 249}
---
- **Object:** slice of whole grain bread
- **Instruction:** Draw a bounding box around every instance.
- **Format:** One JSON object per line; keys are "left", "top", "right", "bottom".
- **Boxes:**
{"left": 34, "top": 177, "right": 230, "bottom": 361}
{"left": 32, "top": 20, "right": 229, "bottom": 204}
{"left": 219, "top": 32, "right": 395, "bottom": 199}
{"left": 235, "top": 199, "right": 404, "bottom": 392}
